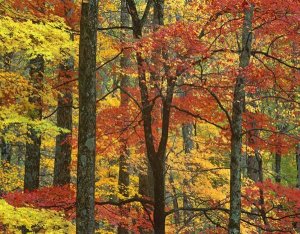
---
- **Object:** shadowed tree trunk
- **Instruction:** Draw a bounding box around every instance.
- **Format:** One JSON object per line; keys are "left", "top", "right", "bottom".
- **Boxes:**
{"left": 229, "top": 5, "right": 254, "bottom": 234}
{"left": 1, "top": 53, "right": 14, "bottom": 164}
{"left": 1, "top": 137, "right": 11, "bottom": 163}
{"left": 275, "top": 152, "right": 281, "bottom": 183}
{"left": 53, "top": 3, "right": 75, "bottom": 186}
{"left": 139, "top": 158, "right": 154, "bottom": 199}
{"left": 127, "top": 0, "right": 174, "bottom": 232}
{"left": 24, "top": 55, "right": 44, "bottom": 192}
{"left": 76, "top": 0, "right": 98, "bottom": 233}
{"left": 53, "top": 56, "right": 73, "bottom": 186}
{"left": 247, "top": 111, "right": 260, "bottom": 182}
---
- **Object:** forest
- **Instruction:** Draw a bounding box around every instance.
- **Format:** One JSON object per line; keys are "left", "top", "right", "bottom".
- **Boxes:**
{"left": 0, "top": 0, "right": 299, "bottom": 233}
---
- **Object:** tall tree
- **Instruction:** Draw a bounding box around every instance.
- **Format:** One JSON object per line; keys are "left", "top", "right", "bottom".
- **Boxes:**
{"left": 117, "top": 2, "right": 131, "bottom": 234}
{"left": 229, "top": 4, "right": 254, "bottom": 233}
{"left": 1, "top": 52, "right": 13, "bottom": 164}
{"left": 53, "top": 1, "right": 76, "bottom": 186}
{"left": 126, "top": 0, "right": 170, "bottom": 232}
{"left": 24, "top": 55, "right": 44, "bottom": 192}
{"left": 76, "top": 0, "right": 98, "bottom": 233}
{"left": 53, "top": 58, "right": 73, "bottom": 186}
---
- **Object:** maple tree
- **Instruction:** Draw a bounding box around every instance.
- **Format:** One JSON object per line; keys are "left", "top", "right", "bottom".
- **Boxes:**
{"left": 0, "top": 0, "right": 300, "bottom": 233}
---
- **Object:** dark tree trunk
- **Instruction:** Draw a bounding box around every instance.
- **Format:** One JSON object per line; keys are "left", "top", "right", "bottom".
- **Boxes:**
{"left": 53, "top": 55, "right": 73, "bottom": 186}
{"left": 229, "top": 5, "right": 254, "bottom": 234}
{"left": 139, "top": 159, "right": 154, "bottom": 199}
{"left": 76, "top": 1, "right": 98, "bottom": 233}
{"left": 150, "top": 1, "right": 168, "bottom": 233}
{"left": 1, "top": 53, "right": 14, "bottom": 164}
{"left": 24, "top": 55, "right": 44, "bottom": 192}
{"left": 275, "top": 152, "right": 281, "bottom": 183}
{"left": 138, "top": 158, "right": 154, "bottom": 234}
{"left": 1, "top": 137, "right": 11, "bottom": 164}
{"left": 150, "top": 157, "right": 166, "bottom": 234}
{"left": 126, "top": 0, "right": 170, "bottom": 232}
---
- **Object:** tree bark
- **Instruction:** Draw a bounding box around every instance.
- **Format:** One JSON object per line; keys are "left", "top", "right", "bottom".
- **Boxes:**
{"left": 139, "top": 158, "right": 154, "bottom": 199}
{"left": 117, "top": 1, "right": 131, "bottom": 233}
{"left": 169, "top": 172, "right": 180, "bottom": 230}
{"left": 76, "top": 0, "right": 98, "bottom": 233}
{"left": 1, "top": 137, "right": 11, "bottom": 163}
{"left": 229, "top": 5, "right": 254, "bottom": 234}
{"left": 182, "top": 123, "right": 195, "bottom": 232}
{"left": 53, "top": 55, "right": 73, "bottom": 186}
{"left": 275, "top": 152, "right": 281, "bottom": 183}
{"left": 126, "top": 0, "right": 171, "bottom": 232}
{"left": 1, "top": 53, "right": 14, "bottom": 164}
{"left": 24, "top": 55, "right": 44, "bottom": 192}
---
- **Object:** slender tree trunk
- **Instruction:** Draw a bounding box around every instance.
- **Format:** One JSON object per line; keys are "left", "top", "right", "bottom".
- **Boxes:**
{"left": 275, "top": 152, "right": 281, "bottom": 183}
{"left": 247, "top": 115, "right": 260, "bottom": 182}
{"left": 117, "top": 149, "right": 130, "bottom": 234}
{"left": 229, "top": 5, "right": 254, "bottom": 234}
{"left": 117, "top": 1, "right": 131, "bottom": 233}
{"left": 182, "top": 123, "right": 195, "bottom": 232}
{"left": 24, "top": 55, "right": 44, "bottom": 192}
{"left": 127, "top": 0, "right": 169, "bottom": 232}
{"left": 76, "top": 0, "right": 98, "bottom": 233}
{"left": 151, "top": 1, "right": 167, "bottom": 233}
{"left": 247, "top": 151, "right": 260, "bottom": 182}
{"left": 1, "top": 53, "right": 13, "bottom": 164}
{"left": 53, "top": 54, "right": 73, "bottom": 186}
{"left": 169, "top": 172, "right": 180, "bottom": 230}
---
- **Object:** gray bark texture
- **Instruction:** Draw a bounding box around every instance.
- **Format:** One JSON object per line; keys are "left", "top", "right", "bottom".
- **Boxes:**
{"left": 275, "top": 152, "right": 281, "bottom": 183}
{"left": 229, "top": 5, "right": 254, "bottom": 234}
{"left": 76, "top": 0, "right": 98, "bottom": 233}
{"left": 117, "top": 2, "right": 131, "bottom": 233}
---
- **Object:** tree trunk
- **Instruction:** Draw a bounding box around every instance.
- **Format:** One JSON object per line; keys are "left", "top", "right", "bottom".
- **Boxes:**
{"left": 76, "top": 0, "right": 98, "bottom": 233}
{"left": 24, "top": 55, "right": 44, "bottom": 192}
{"left": 1, "top": 137, "right": 11, "bottom": 164}
{"left": 182, "top": 123, "right": 195, "bottom": 232}
{"left": 117, "top": 1, "right": 131, "bottom": 233}
{"left": 151, "top": 1, "right": 167, "bottom": 233}
{"left": 150, "top": 158, "right": 166, "bottom": 234}
{"left": 169, "top": 172, "right": 180, "bottom": 230}
{"left": 1, "top": 53, "right": 14, "bottom": 164}
{"left": 53, "top": 54, "right": 73, "bottom": 186}
{"left": 127, "top": 0, "right": 169, "bottom": 232}
{"left": 139, "top": 158, "right": 154, "bottom": 199}
{"left": 229, "top": 5, "right": 254, "bottom": 234}
{"left": 275, "top": 152, "right": 281, "bottom": 183}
